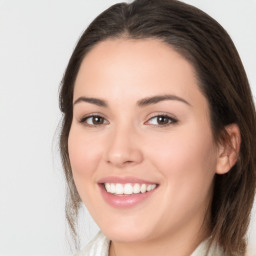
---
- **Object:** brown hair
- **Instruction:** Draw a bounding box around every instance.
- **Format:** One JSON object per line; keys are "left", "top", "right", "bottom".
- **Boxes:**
{"left": 59, "top": 0, "right": 256, "bottom": 255}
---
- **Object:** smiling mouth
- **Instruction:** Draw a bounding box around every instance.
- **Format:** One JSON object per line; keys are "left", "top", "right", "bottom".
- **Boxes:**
{"left": 103, "top": 183, "right": 158, "bottom": 196}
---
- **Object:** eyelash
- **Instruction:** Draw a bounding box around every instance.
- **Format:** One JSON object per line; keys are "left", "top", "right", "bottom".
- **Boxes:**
{"left": 145, "top": 114, "right": 178, "bottom": 127}
{"left": 79, "top": 115, "right": 108, "bottom": 126}
{"left": 79, "top": 114, "right": 178, "bottom": 127}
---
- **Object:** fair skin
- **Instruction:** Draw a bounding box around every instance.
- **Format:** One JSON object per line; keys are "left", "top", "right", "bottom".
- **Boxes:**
{"left": 68, "top": 38, "right": 239, "bottom": 256}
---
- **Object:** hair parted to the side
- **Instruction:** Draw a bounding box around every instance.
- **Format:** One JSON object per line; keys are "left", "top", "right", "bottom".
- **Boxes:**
{"left": 59, "top": 0, "right": 256, "bottom": 255}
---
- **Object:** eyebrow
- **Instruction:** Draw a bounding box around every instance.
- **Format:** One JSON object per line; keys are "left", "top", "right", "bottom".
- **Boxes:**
{"left": 73, "top": 94, "right": 190, "bottom": 107}
{"left": 137, "top": 94, "right": 190, "bottom": 107}
{"left": 73, "top": 97, "right": 108, "bottom": 107}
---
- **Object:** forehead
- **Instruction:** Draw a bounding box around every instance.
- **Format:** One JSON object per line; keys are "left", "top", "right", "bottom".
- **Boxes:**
{"left": 74, "top": 38, "right": 207, "bottom": 110}
{"left": 76, "top": 38, "right": 196, "bottom": 87}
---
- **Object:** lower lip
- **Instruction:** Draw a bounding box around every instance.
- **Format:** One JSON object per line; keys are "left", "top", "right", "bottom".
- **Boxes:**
{"left": 99, "top": 184, "right": 157, "bottom": 208}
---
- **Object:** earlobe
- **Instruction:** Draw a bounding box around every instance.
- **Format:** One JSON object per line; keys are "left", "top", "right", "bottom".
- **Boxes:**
{"left": 216, "top": 123, "right": 241, "bottom": 175}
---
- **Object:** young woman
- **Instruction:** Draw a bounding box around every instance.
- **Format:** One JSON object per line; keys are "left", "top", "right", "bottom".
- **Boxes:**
{"left": 59, "top": 0, "right": 256, "bottom": 255}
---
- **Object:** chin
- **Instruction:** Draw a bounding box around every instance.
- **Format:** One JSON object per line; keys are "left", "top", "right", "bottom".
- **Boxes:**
{"left": 100, "top": 222, "right": 154, "bottom": 243}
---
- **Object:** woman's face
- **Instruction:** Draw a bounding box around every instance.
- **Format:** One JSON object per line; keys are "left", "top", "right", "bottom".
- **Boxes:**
{"left": 68, "top": 39, "right": 219, "bottom": 243}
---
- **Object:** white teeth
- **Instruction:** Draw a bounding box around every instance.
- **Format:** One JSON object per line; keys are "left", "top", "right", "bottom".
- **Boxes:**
{"left": 133, "top": 183, "right": 141, "bottom": 194}
{"left": 105, "top": 183, "right": 111, "bottom": 192}
{"left": 104, "top": 183, "right": 157, "bottom": 195}
{"left": 124, "top": 184, "right": 133, "bottom": 194}
{"left": 147, "top": 184, "right": 152, "bottom": 192}
{"left": 140, "top": 184, "right": 146, "bottom": 193}
{"left": 115, "top": 184, "right": 123, "bottom": 195}
{"left": 151, "top": 184, "right": 156, "bottom": 190}
{"left": 110, "top": 184, "right": 115, "bottom": 193}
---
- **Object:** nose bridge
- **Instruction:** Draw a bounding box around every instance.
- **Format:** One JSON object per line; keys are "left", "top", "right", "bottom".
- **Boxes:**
{"left": 105, "top": 122, "right": 143, "bottom": 167}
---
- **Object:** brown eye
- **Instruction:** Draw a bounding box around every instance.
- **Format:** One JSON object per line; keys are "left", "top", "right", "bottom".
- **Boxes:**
{"left": 80, "top": 115, "right": 108, "bottom": 126}
{"left": 156, "top": 116, "right": 170, "bottom": 125}
{"left": 146, "top": 115, "right": 178, "bottom": 126}
{"left": 91, "top": 116, "right": 104, "bottom": 125}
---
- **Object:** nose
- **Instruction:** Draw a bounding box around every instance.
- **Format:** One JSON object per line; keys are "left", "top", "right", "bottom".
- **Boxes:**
{"left": 104, "top": 125, "right": 143, "bottom": 168}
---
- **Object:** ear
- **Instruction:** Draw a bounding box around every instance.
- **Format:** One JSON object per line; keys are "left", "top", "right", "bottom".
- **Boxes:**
{"left": 216, "top": 123, "right": 241, "bottom": 175}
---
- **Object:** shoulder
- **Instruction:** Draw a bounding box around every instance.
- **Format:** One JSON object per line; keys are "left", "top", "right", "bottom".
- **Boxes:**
{"left": 74, "top": 232, "right": 110, "bottom": 256}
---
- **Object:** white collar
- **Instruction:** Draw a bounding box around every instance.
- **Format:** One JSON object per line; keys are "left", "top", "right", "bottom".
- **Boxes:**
{"left": 76, "top": 231, "right": 223, "bottom": 256}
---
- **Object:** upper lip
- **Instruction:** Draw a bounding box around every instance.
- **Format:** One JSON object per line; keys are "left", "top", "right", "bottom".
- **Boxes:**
{"left": 98, "top": 176, "right": 158, "bottom": 184}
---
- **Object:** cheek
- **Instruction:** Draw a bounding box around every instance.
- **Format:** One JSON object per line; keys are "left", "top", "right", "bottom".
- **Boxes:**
{"left": 68, "top": 125, "right": 103, "bottom": 185}
{"left": 68, "top": 125, "right": 107, "bottom": 214}
{"left": 145, "top": 126, "right": 217, "bottom": 204}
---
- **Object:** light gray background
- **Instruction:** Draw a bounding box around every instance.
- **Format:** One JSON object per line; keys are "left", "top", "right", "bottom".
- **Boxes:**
{"left": 0, "top": 0, "right": 255, "bottom": 255}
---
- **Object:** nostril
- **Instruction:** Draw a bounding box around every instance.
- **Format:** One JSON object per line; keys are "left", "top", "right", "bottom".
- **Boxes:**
{"left": 104, "top": 132, "right": 144, "bottom": 167}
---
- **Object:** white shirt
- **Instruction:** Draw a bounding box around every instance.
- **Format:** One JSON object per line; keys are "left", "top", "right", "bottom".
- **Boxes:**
{"left": 75, "top": 232, "right": 223, "bottom": 256}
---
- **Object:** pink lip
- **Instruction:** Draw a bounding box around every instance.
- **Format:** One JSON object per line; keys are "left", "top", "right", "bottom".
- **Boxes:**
{"left": 98, "top": 176, "right": 159, "bottom": 208}
{"left": 98, "top": 176, "right": 156, "bottom": 184}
